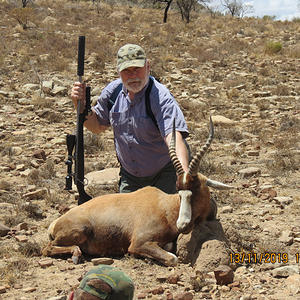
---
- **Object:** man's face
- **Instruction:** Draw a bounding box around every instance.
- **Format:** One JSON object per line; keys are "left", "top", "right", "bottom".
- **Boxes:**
{"left": 119, "top": 60, "right": 150, "bottom": 94}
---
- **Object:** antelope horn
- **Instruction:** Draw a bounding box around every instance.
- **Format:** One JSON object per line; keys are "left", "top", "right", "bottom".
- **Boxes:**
{"left": 188, "top": 116, "right": 214, "bottom": 176}
{"left": 168, "top": 119, "right": 184, "bottom": 176}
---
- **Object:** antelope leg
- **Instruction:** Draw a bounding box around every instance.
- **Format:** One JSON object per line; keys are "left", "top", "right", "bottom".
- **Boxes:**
{"left": 129, "top": 241, "right": 178, "bottom": 266}
{"left": 42, "top": 243, "right": 82, "bottom": 264}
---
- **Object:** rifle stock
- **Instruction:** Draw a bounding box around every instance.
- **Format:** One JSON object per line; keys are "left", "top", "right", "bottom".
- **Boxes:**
{"left": 64, "top": 36, "right": 92, "bottom": 205}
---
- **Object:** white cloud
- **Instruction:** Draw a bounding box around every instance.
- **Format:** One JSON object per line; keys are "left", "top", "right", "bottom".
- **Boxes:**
{"left": 279, "top": 13, "right": 300, "bottom": 21}
{"left": 210, "top": 0, "right": 300, "bottom": 20}
{"left": 248, "top": 0, "right": 299, "bottom": 19}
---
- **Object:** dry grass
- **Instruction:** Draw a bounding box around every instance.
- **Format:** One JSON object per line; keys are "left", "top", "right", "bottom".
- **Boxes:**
{"left": 84, "top": 132, "right": 107, "bottom": 154}
{"left": 0, "top": 254, "right": 30, "bottom": 285}
{"left": 1, "top": 2, "right": 300, "bottom": 297}
{"left": 266, "top": 151, "right": 300, "bottom": 176}
{"left": 26, "top": 160, "right": 56, "bottom": 188}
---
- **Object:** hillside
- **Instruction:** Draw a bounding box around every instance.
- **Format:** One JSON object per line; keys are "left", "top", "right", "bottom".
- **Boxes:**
{"left": 1, "top": 0, "right": 300, "bottom": 299}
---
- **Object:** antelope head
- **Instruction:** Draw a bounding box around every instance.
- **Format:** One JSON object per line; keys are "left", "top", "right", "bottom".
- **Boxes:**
{"left": 169, "top": 117, "right": 233, "bottom": 232}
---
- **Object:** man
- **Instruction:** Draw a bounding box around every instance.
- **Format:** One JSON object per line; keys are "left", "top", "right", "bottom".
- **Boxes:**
{"left": 69, "top": 265, "right": 134, "bottom": 300}
{"left": 71, "top": 44, "right": 189, "bottom": 194}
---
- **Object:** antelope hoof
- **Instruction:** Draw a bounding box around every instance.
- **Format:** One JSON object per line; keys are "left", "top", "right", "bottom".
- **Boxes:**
{"left": 71, "top": 246, "right": 82, "bottom": 264}
{"left": 166, "top": 253, "right": 178, "bottom": 267}
{"left": 72, "top": 255, "right": 80, "bottom": 264}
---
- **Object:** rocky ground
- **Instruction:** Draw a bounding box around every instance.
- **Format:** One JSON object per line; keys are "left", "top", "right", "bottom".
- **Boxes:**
{"left": 1, "top": 0, "right": 300, "bottom": 299}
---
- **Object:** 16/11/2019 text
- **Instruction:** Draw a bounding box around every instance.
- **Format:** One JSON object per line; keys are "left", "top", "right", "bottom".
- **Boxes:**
{"left": 229, "top": 253, "right": 298, "bottom": 264}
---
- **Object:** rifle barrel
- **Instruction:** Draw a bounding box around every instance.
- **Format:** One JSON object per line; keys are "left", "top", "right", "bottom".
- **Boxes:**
{"left": 77, "top": 36, "right": 85, "bottom": 82}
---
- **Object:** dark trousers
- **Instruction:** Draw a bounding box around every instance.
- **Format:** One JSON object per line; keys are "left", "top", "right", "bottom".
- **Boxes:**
{"left": 119, "top": 161, "right": 177, "bottom": 194}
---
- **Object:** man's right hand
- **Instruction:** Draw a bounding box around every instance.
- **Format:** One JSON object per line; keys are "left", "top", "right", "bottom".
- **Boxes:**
{"left": 71, "top": 82, "right": 86, "bottom": 112}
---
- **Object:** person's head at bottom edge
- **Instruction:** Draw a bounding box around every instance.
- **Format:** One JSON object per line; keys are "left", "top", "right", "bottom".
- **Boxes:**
{"left": 69, "top": 265, "right": 134, "bottom": 300}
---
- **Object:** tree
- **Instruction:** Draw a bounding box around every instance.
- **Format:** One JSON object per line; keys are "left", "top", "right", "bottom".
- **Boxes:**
{"left": 151, "top": 0, "right": 174, "bottom": 23}
{"left": 8, "top": 0, "right": 34, "bottom": 8}
{"left": 21, "top": 0, "right": 33, "bottom": 8}
{"left": 206, "top": 3, "right": 222, "bottom": 18}
{"left": 10, "top": 7, "right": 34, "bottom": 29}
{"left": 150, "top": 0, "right": 210, "bottom": 23}
{"left": 176, "top": 0, "right": 195, "bottom": 23}
{"left": 176, "top": 0, "right": 210, "bottom": 23}
{"left": 221, "top": 0, "right": 254, "bottom": 18}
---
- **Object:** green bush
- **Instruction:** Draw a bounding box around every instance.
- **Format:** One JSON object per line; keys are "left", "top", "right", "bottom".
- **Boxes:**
{"left": 262, "top": 15, "right": 276, "bottom": 21}
{"left": 266, "top": 41, "right": 282, "bottom": 54}
{"left": 292, "top": 17, "right": 300, "bottom": 22}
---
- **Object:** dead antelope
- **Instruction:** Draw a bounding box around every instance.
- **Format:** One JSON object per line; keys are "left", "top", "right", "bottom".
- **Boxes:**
{"left": 42, "top": 118, "right": 233, "bottom": 266}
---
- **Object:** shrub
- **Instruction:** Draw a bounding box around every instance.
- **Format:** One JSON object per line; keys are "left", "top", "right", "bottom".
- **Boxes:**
{"left": 266, "top": 41, "right": 282, "bottom": 54}
{"left": 262, "top": 15, "right": 276, "bottom": 21}
{"left": 10, "top": 7, "right": 34, "bottom": 29}
{"left": 292, "top": 17, "right": 300, "bottom": 23}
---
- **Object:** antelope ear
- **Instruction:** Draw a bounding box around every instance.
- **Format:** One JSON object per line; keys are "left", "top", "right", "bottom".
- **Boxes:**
{"left": 206, "top": 179, "right": 234, "bottom": 190}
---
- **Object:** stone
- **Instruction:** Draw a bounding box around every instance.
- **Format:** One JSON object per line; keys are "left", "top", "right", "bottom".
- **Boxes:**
{"left": 14, "top": 222, "right": 28, "bottom": 231}
{"left": 42, "top": 81, "right": 54, "bottom": 94}
{"left": 15, "top": 235, "right": 28, "bottom": 242}
{"left": 23, "top": 188, "right": 47, "bottom": 200}
{"left": 46, "top": 296, "right": 67, "bottom": 300}
{"left": 38, "top": 258, "right": 54, "bottom": 268}
{"left": 221, "top": 206, "right": 233, "bottom": 213}
{"left": 272, "top": 265, "right": 299, "bottom": 278}
{"left": 91, "top": 258, "right": 114, "bottom": 266}
{"left": 211, "top": 115, "right": 234, "bottom": 125}
{"left": 167, "top": 274, "right": 180, "bottom": 284}
{"left": 16, "top": 164, "right": 25, "bottom": 171}
{"left": 108, "top": 11, "right": 129, "bottom": 20}
{"left": 247, "top": 150, "right": 260, "bottom": 156}
{"left": 238, "top": 167, "right": 261, "bottom": 178}
{"left": 285, "top": 274, "right": 300, "bottom": 294}
{"left": 18, "top": 98, "right": 32, "bottom": 105}
{"left": 273, "top": 197, "right": 293, "bottom": 206}
{"left": 0, "top": 223, "right": 11, "bottom": 237}
{"left": 12, "top": 147, "right": 23, "bottom": 156}
{"left": 23, "top": 84, "right": 40, "bottom": 93}
{"left": 41, "top": 16, "right": 58, "bottom": 26}
{"left": 32, "top": 149, "right": 46, "bottom": 160}
{"left": 23, "top": 287, "right": 36, "bottom": 292}
{"left": 174, "top": 291, "right": 193, "bottom": 300}
{"left": 151, "top": 286, "right": 164, "bottom": 295}
{"left": 214, "top": 265, "right": 234, "bottom": 285}
{"left": 85, "top": 168, "right": 120, "bottom": 186}
{"left": 177, "top": 221, "right": 241, "bottom": 271}
{"left": 51, "top": 86, "right": 68, "bottom": 96}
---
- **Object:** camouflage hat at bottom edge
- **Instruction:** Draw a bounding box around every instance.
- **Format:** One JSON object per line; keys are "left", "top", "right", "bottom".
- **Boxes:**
{"left": 79, "top": 265, "right": 134, "bottom": 300}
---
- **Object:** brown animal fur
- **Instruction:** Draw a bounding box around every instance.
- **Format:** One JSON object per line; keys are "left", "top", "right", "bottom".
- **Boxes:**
{"left": 42, "top": 174, "right": 211, "bottom": 266}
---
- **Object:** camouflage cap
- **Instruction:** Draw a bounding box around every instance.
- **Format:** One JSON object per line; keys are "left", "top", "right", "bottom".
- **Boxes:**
{"left": 78, "top": 266, "right": 134, "bottom": 300}
{"left": 117, "top": 44, "right": 146, "bottom": 72}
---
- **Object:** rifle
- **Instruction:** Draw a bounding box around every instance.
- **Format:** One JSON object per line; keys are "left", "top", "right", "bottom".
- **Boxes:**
{"left": 64, "top": 36, "right": 92, "bottom": 205}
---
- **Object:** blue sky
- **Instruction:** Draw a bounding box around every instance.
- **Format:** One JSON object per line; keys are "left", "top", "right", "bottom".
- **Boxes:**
{"left": 210, "top": 0, "right": 300, "bottom": 21}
